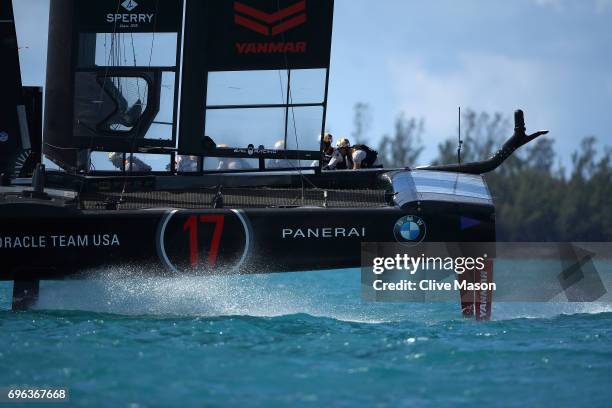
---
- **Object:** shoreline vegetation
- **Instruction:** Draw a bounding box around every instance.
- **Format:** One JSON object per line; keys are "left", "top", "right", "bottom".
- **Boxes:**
{"left": 351, "top": 106, "right": 612, "bottom": 241}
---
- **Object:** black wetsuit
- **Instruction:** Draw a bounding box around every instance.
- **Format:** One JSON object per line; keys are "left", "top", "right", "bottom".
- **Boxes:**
{"left": 322, "top": 147, "right": 334, "bottom": 167}
{"left": 352, "top": 145, "right": 378, "bottom": 168}
{"left": 334, "top": 151, "right": 353, "bottom": 170}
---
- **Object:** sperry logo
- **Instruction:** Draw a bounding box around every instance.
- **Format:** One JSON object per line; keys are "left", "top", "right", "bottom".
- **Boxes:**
{"left": 107, "top": 0, "right": 154, "bottom": 25}
{"left": 234, "top": 0, "right": 307, "bottom": 36}
{"left": 121, "top": 0, "right": 138, "bottom": 12}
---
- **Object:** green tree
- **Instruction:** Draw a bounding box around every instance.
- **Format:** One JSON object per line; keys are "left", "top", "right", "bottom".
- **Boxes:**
{"left": 557, "top": 138, "right": 612, "bottom": 241}
{"left": 433, "top": 110, "right": 511, "bottom": 166}
{"left": 377, "top": 113, "right": 425, "bottom": 168}
{"left": 351, "top": 103, "right": 372, "bottom": 145}
{"left": 355, "top": 107, "right": 612, "bottom": 241}
{"left": 428, "top": 110, "right": 610, "bottom": 241}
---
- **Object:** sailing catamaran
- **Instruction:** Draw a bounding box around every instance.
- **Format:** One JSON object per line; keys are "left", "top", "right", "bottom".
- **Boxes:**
{"left": 0, "top": 0, "right": 547, "bottom": 318}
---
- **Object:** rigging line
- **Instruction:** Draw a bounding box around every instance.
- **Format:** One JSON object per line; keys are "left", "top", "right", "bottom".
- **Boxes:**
{"left": 147, "top": 0, "right": 160, "bottom": 67}
{"left": 130, "top": 32, "right": 145, "bottom": 107}
{"left": 256, "top": 4, "right": 313, "bottom": 206}
{"left": 274, "top": 0, "right": 318, "bottom": 202}
{"left": 77, "top": 0, "right": 123, "bottom": 198}
{"left": 121, "top": 31, "right": 127, "bottom": 66}
{"left": 284, "top": 69, "right": 291, "bottom": 160}
{"left": 129, "top": 33, "right": 138, "bottom": 66}
{"left": 274, "top": 66, "right": 315, "bottom": 206}
{"left": 277, "top": 69, "right": 286, "bottom": 104}
{"left": 118, "top": 0, "right": 161, "bottom": 203}
{"left": 287, "top": 70, "right": 305, "bottom": 200}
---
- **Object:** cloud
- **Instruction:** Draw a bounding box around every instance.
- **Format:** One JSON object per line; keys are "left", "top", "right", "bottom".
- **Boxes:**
{"left": 533, "top": 0, "right": 566, "bottom": 11}
{"left": 532, "top": 0, "right": 612, "bottom": 13}
{"left": 387, "top": 53, "right": 566, "bottom": 160}
{"left": 606, "top": 77, "right": 612, "bottom": 96}
{"left": 596, "top": 0, "right": 612, "bottom": 12}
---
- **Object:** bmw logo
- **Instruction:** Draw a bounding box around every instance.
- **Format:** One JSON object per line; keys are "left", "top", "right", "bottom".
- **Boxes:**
{"left": 394, "top": 215, "right": 426, "bottom": 244}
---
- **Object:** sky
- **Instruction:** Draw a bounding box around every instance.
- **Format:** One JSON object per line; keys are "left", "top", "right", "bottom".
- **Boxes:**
{"left": 13, "top": 0, "right": 612, "bottom": 167}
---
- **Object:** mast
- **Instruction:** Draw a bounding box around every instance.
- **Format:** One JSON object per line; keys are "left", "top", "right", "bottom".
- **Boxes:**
{"left": 0, "top": 0, "right": 26, "bottom": 176}
{"left": 43, "top": 0, "right": 77, "bottom": 170}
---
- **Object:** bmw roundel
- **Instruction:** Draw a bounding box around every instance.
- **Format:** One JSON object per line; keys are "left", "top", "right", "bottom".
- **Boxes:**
{"left": 394, "top": 215, "right": 426, "bottom": 244}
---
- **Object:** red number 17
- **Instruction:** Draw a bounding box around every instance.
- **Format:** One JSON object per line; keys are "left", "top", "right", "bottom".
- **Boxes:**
{"left": 183, "top": 215, "right": 225, "bottom": 267}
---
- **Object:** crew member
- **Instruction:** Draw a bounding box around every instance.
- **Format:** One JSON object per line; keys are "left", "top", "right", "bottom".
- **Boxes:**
{"left": 321, "top": 133, "right": 334, "bottom": 166}
{"left": 216, "top": 144, "right": 249, "bottom": 171}
{"left": 325, "top": 138, "right": 379, "bottom": 170}
{"left": 268, "top": 140, "right": 298, "bottom": 169}
{"left": 311, "top": 133, "right": 334, "bottom": 167}
{"left": 351, "top": 142, "right": 379, "bottom": 169}
{"left": 177, "top": 155, "right": 199, "bottom": 172}
{"left": 108, "top": 152, "right": 152, "bottom": 172}
{"left": 325, "top": 138, "right": 352, "bottom": 170}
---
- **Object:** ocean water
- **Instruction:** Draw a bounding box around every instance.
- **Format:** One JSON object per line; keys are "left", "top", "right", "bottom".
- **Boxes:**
{"left": 1, "top": 269, "right": 611, "bottom": 407}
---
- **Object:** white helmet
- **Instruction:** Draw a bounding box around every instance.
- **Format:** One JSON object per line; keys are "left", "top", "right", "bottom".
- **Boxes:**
{"left": 274, "top": 140, "right": 285, "bottom": 150}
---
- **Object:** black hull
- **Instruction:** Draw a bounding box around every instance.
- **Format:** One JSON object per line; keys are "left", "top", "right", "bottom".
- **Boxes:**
{"left": 0, "top": 200, "right": 494, "bottom": 280}
{"left": 0, "top": 169, "right": 495, "bottom": 318}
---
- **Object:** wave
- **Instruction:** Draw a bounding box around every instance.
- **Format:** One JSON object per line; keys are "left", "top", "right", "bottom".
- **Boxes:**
{"left": 2, "top": 267, "right": 611, "bottom": 323}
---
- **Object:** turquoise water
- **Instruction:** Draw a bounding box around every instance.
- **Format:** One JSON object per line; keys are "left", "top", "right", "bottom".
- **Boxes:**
{"left": 1, "top": 269, "right": 611, "bottom": 407}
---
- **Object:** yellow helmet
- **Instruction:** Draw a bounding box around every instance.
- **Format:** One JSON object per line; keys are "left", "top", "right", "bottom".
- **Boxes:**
{"left": 336, "top": 138, "right": 350, "bottom": 148}
{"left": 323, "top": 133, "right": 333, "bottom": 143}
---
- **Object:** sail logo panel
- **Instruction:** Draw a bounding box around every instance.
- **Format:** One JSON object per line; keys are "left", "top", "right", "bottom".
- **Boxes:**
{"left": 121, "top": 0, "right": 139, "bottom": 12}
{"left": 74, "top": 0, "right": 182, "bottom": 33}
{"left": 234, "top": 0, "right": 307, "bottom": 37}
{"left": 205, "top": 0, "right": 334, "bottom": 71}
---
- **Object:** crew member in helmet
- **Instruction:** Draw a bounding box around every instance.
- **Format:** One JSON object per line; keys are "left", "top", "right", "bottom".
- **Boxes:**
{"left": 325, "top": 138, "right": 352, "bottom": 170}
{"left": 268, "top": 140, "right": 298, "bottom": 169}
{"left": 108, "top": 152, "right": 152, "bottom": 172}
{"left": 325, "top": 138, "right": 379, "bottom": 170}
{"left": 311, "top": 133, "right": 335, "bottom": 167}
{"left": 108, "top": 152, "right": 124, "bottom": 170}
{"left": 321, "top": 133, "right": 334, "bottom": 166}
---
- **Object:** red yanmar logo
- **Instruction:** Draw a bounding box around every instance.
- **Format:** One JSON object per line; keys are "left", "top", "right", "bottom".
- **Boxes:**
{"left": 234, "top": 0, "right": 307, "bottom": 36}
{"left": 233, "top": 1, "right": 308, "bottom": 55}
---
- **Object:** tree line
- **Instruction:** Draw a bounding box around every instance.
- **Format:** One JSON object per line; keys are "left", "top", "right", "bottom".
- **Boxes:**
{"left": 353, "top": 104, "right": 612, "bottom": 241}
